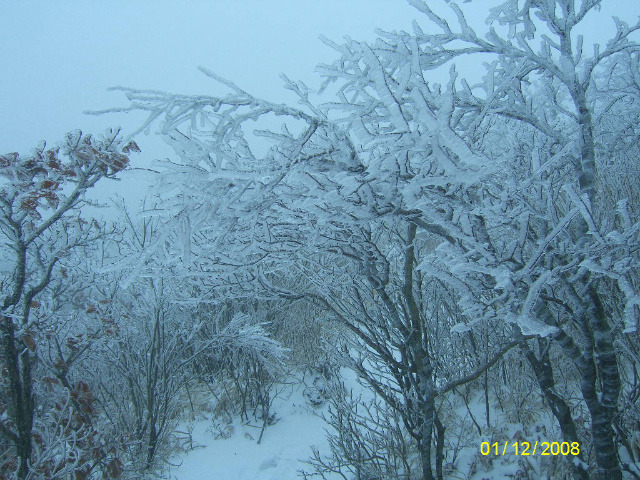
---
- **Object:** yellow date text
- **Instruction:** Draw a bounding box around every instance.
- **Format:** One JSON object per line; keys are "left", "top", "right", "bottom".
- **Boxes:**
{"left": 480, "top": 441, "right": 580, "bottom": 456}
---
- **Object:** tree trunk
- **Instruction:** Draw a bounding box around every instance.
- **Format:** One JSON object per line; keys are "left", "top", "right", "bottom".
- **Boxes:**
{"left": 416, "top": 396, "right": 436, "bottom": 480}
{"left": 560, "top": 79, "right": 622, "bottom": 478}
{"left": 521, "top": 340, "right": 589, "bottom": 480}
{"left": 551, "top": 293, "right": 622, "bottom": 480}
{"left": 1, "top": 316, "right": 34, "bottom": 480}
{"left": 582, "top": 288, "right": 622, "bottom": 480}
{"left": 403, "top": 222, "right": 436, "bottom": 480}
{"left": 434, "top": 412, "right": 445, "bottom": 480}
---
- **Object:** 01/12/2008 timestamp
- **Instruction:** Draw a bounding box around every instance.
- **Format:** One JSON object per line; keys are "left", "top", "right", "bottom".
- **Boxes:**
{"left": 480, "top": 441, "right": 580, "bottom": 456}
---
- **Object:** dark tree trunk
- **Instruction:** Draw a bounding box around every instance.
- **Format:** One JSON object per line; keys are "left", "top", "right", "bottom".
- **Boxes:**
{"left": 551, "top": 288, "right": 622, "bottom": 480}
{"left": 434, "top": 412, "right": 445, "bottom": 480}
{"left": 582, "top": 288, "right": 621, "bottom": 480}
{"left": 1, "top": 316, "right": 34, "bottom": 480}
{"left": 403, "top": 222, "right": 436, "bottom": 480}
{"left": 521, "top": 340, "right": 589, "bottom": 480}
{"left": 415, "top": 396, "right": 436, "bottom": 480}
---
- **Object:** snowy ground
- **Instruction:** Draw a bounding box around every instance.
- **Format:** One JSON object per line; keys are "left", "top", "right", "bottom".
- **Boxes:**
{"left": 165, "top": 370, "right": 570, "bottom": 480}
{"left": 167, "top": 379, "right": 334, "bottom": 480}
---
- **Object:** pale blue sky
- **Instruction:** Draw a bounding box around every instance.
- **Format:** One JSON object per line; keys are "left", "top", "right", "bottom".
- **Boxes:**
{"left": 0, "top": 1, "right": 421, "bottom": 153}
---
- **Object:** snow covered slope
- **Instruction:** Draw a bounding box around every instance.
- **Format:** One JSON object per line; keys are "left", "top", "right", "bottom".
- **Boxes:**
{"left": 168, "top": 381, "right": 333, "bottom": 480}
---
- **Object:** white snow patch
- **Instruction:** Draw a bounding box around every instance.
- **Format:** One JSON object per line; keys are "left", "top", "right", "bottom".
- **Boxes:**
{"left": 168, "top": 381, "right": 334, "bottom": 480}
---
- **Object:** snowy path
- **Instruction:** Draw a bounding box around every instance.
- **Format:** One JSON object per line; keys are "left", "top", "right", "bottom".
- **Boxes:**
{"left": 169, "top": 388, "right": 331, "bottom": 480}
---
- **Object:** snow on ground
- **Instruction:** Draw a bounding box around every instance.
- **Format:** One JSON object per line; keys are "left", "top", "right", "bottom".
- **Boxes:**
{"left": 166, "top": 368, "right": 563, "bottom": 480}
{"left": 167, "top": 378, "right": 336, "bottom": 480}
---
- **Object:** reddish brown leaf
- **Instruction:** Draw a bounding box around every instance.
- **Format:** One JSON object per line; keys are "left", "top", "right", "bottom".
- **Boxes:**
{"left": 66, "top": 337, "right": 81, "bottom": 351}
{"left": 22, "top": 334, "right": 36, "bottom": 352}
{"left": 41, "top": 179, "right": 59, "bottom": 190}
{"left": 106, "top": 458, "right": 124, "bottom": 478}
{"left": 54, "top": 358, "right": 68, "bottom": 372}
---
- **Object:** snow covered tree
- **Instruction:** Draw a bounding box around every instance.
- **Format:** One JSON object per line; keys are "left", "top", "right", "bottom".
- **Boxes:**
{"left": 71, "top": 210, "right": 201, "bottom": 473}
{"left": 313, "top": 3, "right": 640, "bottom": 477}
{"left": 199, "top": 310, "right": 288, "bottom": 443}
{"left": 99, "top": 1, "right": 640, "bottom": 478}
{"left": 0, "top": 130, "right": 135, "bottom": 479}
{"left": 299, "top": 219, "right": 528, "bottom": 480}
